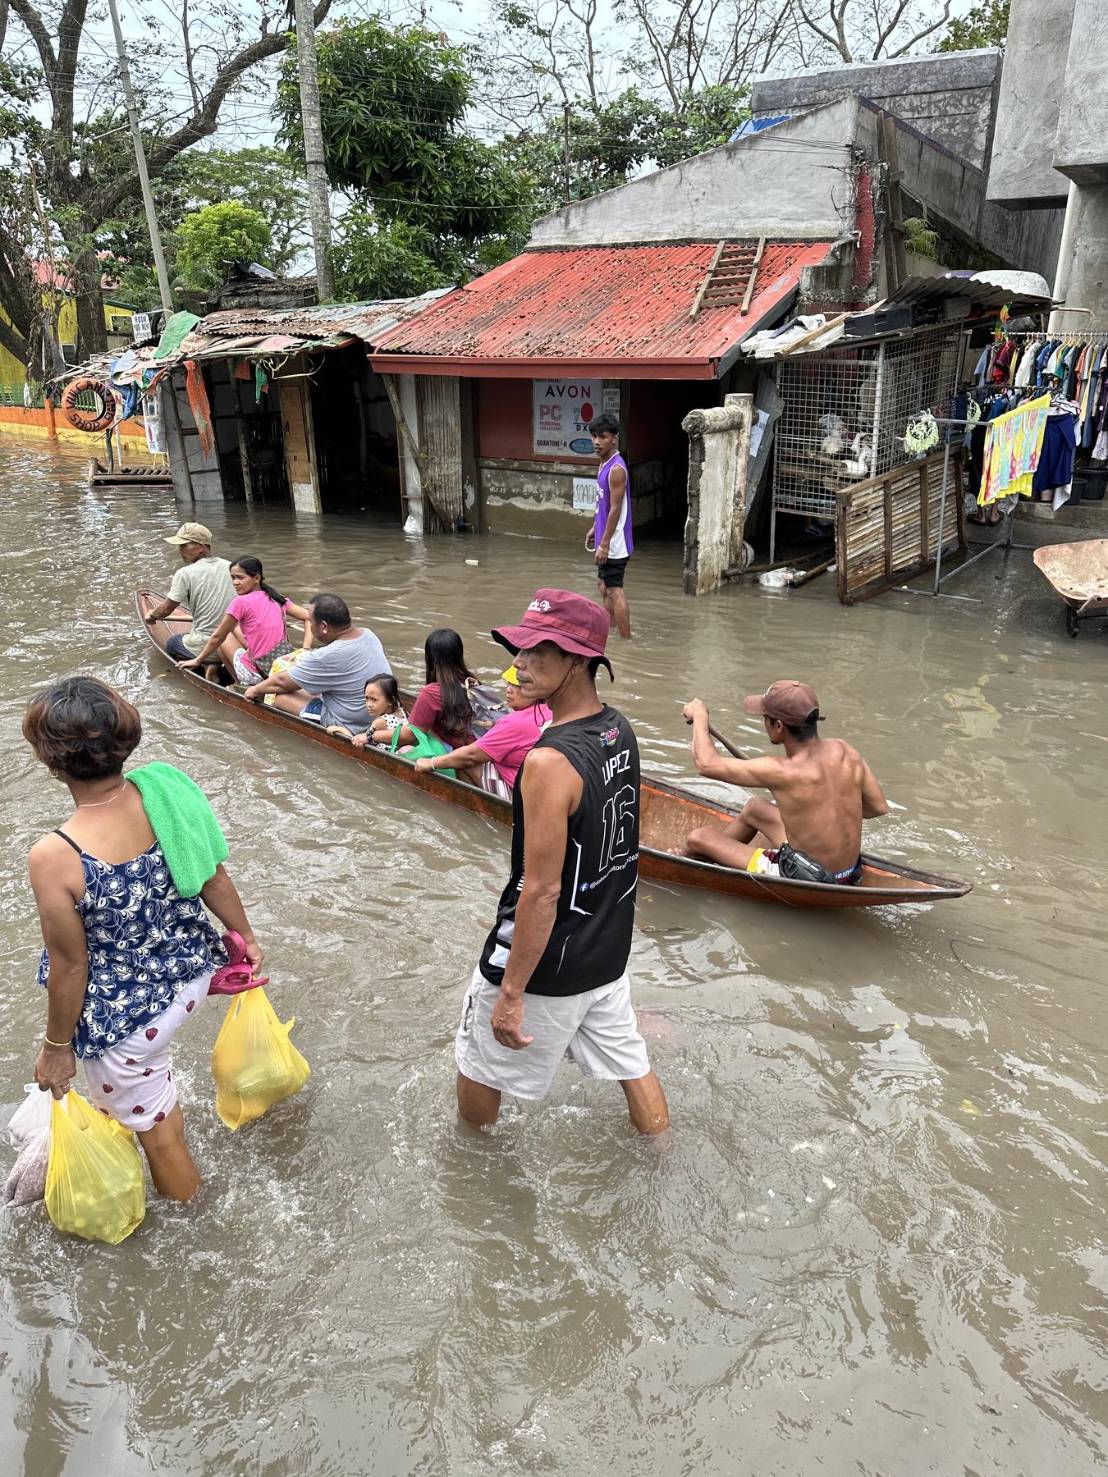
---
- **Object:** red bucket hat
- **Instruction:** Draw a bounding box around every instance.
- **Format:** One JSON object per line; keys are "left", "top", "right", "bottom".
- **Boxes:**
{"left": 492, "top": 589, "right": 613, "bottom": 677}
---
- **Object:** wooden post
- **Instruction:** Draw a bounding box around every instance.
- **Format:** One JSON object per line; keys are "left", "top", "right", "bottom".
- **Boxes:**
{"left": 43, "top": 395, "right": 58, "bottom": 439}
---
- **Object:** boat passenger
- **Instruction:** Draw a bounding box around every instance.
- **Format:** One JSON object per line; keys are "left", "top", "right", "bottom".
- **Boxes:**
{"left": 394, "top": 628, "right": 476, "bottom": 750}
{"left": 339, "top": 674, "right": 407, "bottom": 748}
{"left": 144, "top": 522, "right": 234, "bottom": 666}
{"left": 178, "top": 555, "right": 314, "bottom": 683}
{"left": 414, "top": 665, "right": 551, "bottom": 796}
{"left": 23, "top": 676, "right": 263, "bottom": 1204}
{"left": 242, "top": 593, "right": 391, "bottom": 729}
{"left": 681, "top": 681, "right": 888, "bottom": 885}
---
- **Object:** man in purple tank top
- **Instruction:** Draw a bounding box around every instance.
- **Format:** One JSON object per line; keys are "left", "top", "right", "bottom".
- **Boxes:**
{"left": 589, "top": 414, "right": 633, "bottom": 639}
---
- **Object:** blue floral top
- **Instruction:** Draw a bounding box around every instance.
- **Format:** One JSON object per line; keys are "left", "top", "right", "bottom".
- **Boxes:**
{"left": 38, "top": 840, "right": 223, "bottom": 1060}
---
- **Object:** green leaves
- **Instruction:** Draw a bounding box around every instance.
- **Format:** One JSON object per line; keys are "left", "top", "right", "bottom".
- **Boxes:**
{"left": 175, "top": 203, "right": 273, "bottom": 292}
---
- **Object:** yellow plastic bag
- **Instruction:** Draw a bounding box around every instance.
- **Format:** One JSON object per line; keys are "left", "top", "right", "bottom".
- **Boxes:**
{"left": 45, "top": 1090, "right": 146, "bottom": 1244}
{"left": 211, "top": 986, "right": 310, "bottom": 1130}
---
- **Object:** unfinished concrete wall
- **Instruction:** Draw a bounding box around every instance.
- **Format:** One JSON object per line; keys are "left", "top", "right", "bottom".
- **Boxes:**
{"left": 1054, "top": 0, "right": 1108, "bottom": 185}
{"left": 682, "top": 394, "right": 752, "bottom": 597}
{"left": 1054, "top": 185, "right": 1108, "bottom": 325}
{"left": 987, "top": 0, "right": 1075, "bottom": 206}
{"left": 530, "top": 99, "right": 861, "bottom": 247}
{"left": 479, "top": 458, "right": 670, "bottom": 538}
{"left": 752, "top": 49, "right": 1002, "bottom": 169}
{"left": 853, "top": 105, "right": 1064, "bottom": 279}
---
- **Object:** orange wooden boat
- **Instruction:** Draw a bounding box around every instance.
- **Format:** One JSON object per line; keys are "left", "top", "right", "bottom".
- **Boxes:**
{"left": 138, "top": 592, "right": 971, "bottom": 910}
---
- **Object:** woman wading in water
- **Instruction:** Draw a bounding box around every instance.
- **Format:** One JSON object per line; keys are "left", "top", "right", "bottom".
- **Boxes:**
{"left": 24, "top": 676, "right": 263, "bottom": 1202}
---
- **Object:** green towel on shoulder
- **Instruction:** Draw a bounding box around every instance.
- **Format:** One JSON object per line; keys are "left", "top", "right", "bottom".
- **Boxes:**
{"left": 129, "top": 762, "right": 229, "bottom": 898}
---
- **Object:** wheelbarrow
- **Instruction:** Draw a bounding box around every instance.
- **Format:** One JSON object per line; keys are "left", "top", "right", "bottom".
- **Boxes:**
{"left": 1032, "top": 539, "right": 1108, "bottom": 637}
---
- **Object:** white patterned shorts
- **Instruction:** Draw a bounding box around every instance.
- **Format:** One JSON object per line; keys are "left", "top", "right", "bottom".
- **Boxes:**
{"left": 83, "top": 971, "right": 211, "bottom": 1132}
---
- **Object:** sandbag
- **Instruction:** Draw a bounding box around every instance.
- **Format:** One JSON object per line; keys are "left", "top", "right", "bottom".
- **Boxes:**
{"left": 45, "top": 1091, "right": 146, "bottom": 1244}
{"left": 211, "top": 986, "right": 310, "bottom": 1131}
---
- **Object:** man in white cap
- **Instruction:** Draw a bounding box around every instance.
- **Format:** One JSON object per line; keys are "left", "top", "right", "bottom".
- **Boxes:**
{"left": 144, "top": 522, "right": 235, "bottom": 664}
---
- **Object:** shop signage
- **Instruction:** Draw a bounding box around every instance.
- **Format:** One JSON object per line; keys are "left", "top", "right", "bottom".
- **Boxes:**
{"left": 572, "top": 476, "right": 597, "bottom": 511}
{"left": 533, "top": 379, "right": 602, "bottom": 457}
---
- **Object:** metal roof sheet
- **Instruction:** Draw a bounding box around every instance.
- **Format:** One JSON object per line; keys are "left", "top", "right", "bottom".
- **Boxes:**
{"left": 884, "top": 269, "right": 1054, "bottom": 311}
{"left": 371, "top": 242, "right": 832, "bottom": 379}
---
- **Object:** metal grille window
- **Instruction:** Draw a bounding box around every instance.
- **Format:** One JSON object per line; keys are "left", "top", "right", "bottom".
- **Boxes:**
{"left": 770, "top": 325, "right": 965, "bottom": 557}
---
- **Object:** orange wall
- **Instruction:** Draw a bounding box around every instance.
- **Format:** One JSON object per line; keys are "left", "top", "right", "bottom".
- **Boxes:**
{"left": 0, "top": 404, "right": 149, "bottom": 448}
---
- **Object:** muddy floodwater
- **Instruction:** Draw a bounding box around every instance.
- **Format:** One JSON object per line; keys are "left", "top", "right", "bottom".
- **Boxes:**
{"left": 1, "top": 442, "right": 1106, "bottom": 1476}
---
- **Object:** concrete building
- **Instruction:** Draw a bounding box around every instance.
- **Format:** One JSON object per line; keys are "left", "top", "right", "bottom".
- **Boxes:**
{"left": 987, "top": 0, "right": 1108, "bottom": 326}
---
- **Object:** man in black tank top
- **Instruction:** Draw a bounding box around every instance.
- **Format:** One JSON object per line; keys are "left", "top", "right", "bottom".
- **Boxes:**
{"left": 454, "top": 590, "right": 669, "bottom": 1135}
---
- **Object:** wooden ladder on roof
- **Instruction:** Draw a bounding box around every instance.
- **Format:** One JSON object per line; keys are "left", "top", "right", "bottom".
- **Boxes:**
{"left": 689, "top": 237, "right": 766, "bottom": 319}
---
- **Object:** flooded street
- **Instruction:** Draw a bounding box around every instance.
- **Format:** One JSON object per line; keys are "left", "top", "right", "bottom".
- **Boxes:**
{"left": 1, "top": 441, "right": 1106, "bottom": 1476}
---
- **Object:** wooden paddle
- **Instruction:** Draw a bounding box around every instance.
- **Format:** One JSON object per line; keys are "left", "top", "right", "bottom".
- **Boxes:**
{"left": 684, "top": 712, "right": 747, "bottom": 761}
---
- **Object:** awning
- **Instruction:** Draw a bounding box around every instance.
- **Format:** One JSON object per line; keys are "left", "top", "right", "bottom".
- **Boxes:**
{"left": 370, "top": 241, "right": 833, "bottom": 380}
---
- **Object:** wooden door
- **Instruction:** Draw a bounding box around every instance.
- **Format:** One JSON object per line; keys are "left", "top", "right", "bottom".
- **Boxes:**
{"left": 278, "top": 376, "right": 321, "bottom": 513}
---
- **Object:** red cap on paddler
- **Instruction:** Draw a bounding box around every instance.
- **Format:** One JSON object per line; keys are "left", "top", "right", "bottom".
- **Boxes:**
{"left": 742, "top": 680, "right": 823, "bottom": 725}
{"left": 492, "top": 589, "right": 613, "bottom": 678}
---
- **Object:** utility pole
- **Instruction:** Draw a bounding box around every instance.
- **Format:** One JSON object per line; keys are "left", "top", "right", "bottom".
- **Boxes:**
{"left": 562, "top": 103, "right": 572, "bottom": 207}
{"left": 293, "top": 0, "right": 334, "bottom": 301}
{"left": 106, "top": 0, "right": 173, "bottom": 313}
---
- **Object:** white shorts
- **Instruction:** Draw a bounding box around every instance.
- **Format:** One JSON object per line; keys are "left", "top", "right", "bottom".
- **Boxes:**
{"left": 454, "top": 967, "right": 651, "bottom": 1101}
{"left": 83, "top": 970, "right": 210, "bottom": 1132}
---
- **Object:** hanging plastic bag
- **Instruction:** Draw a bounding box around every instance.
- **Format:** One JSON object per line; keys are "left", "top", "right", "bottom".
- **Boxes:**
{"left": 4, "top": 1086, "right": 53, "bottom": 1207}
{"left": 211, "top": 987, "right": 310, "bottom": 1131}
{"left": 8, "top": 1083, "right": 52, "bottom": 1148}
{"left": 45, "top": 1091, "right": 146, "bottom": 1244}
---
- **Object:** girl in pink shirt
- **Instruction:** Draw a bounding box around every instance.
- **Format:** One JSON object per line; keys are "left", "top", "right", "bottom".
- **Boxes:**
{"left": 180, "top": 556, "right": 313, "bottom": 683}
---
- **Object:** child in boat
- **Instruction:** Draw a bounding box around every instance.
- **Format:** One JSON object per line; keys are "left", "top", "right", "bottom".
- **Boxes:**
{"left": 354, "top": 674, "right": 406, "bottom": 749}
{"left": 324, "top": 675, "right": 406, "bottom": 747}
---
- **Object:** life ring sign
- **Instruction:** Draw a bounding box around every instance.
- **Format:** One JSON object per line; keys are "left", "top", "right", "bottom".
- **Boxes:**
{"left": 61, "top": 377, "right": 117, "bottom": 433}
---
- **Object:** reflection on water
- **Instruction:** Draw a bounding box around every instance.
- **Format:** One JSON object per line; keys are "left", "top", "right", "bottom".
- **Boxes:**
{"left": 1, "top": 442, "right": 1106, "bottom": 1475}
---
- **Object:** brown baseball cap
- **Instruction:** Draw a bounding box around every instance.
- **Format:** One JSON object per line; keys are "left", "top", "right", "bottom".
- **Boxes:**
{"left": 165, "top": 521, "right": 213, "bottom": 546}
{"left": 743, "top": 680, "right": 823, "bottom": 725}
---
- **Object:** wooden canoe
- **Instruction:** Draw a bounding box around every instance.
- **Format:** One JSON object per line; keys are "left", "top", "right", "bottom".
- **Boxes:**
{"left": 137, "top": 591, "right": 971, "bottom": 910}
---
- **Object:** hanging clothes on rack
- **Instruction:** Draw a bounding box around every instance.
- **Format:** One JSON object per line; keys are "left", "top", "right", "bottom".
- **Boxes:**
{"left": 1032, "top": 397, "right": 1080, "bottom": 510}
{"left": 978, "top": 393, "right": 1051, "bottom": 506}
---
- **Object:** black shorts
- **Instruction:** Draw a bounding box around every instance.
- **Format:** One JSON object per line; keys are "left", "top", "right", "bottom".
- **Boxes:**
{"left": 597, "top": 557, "right": 630, "bottom": 589}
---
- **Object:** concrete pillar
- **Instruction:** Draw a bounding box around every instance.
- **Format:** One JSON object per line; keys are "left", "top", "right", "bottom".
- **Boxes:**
{"left": 682, "top": 393, "right": 752, "bottom": 597}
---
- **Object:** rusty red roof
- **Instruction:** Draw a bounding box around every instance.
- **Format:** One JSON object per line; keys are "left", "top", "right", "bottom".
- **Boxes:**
{"left": 371, "top": 241, "right": 831, "bottom": 380}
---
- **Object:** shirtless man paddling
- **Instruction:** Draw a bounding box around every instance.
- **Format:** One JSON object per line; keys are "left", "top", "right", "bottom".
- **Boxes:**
{"left": 681, "top": 681, "right": 888, "bottom": 885}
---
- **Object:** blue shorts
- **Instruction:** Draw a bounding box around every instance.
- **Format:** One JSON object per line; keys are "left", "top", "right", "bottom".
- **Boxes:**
{"left": 165, "top": 633, "right": 194, "bottom": 661}
{"left": 299, "top": 698, "right": 323, "bottom": 722}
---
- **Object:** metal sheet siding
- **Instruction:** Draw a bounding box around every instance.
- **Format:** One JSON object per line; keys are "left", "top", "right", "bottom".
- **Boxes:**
{"left": 371, "top": 242, "right": 831, "bottom": 375}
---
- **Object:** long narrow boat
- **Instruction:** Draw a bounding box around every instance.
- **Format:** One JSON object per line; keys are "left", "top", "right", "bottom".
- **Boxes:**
{"left": 137, "top": 592, "right": 971, "bottom": 910}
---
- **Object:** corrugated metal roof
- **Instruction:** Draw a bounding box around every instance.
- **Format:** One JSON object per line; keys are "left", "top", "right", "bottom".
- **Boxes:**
{"left": 884, "top": 269, "right": 1054, "bottom": 311}
{"left": 371, "top": 241, "right": 832, "bottom": 379}
{"left": 194, "top": 292, "right": 451, "bottom": 346}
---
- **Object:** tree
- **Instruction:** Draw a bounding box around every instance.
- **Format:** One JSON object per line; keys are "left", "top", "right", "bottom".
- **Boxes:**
{"left": 936, "top": 0, "right": 1009, "bottom": 51}
{"left": 0, "top": 0, "right": 331, "bottom": 370}
{"left": 176, "top": 148, "right": 308, "bottom": 275}
{"left": 174, "top": 202, "right": 273, "bottom": 290}
{"left": 500, "top": 85, "right": 750, "bottom": 217}
{"left": 277, "top": 21, "right": 533, "bottom": 297}
{"left": 786, "top": 0, "right": 957, "bottom": 62}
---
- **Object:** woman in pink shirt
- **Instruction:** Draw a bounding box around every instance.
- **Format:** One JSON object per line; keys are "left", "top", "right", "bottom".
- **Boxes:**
{"left": 179, "top": 555, "right": 313, "bottom": 683}
{"left": 413, "top": 666, "right": 551, "bottom": 797}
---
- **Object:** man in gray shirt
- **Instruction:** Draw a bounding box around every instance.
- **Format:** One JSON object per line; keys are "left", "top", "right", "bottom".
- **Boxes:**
{"left": 143, "top": 521, "right": 235, "bottom": 660}
{"left": 244, "top": 593, "right": 391, "bottom": 728}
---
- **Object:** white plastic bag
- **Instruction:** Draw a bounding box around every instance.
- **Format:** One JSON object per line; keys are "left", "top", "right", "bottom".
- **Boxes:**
{"left": 4, "top": 1085, "right": 53, "bottom": 1207}
{"left": 8, "top": 1085, "right": 51, "bottom": 1148}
